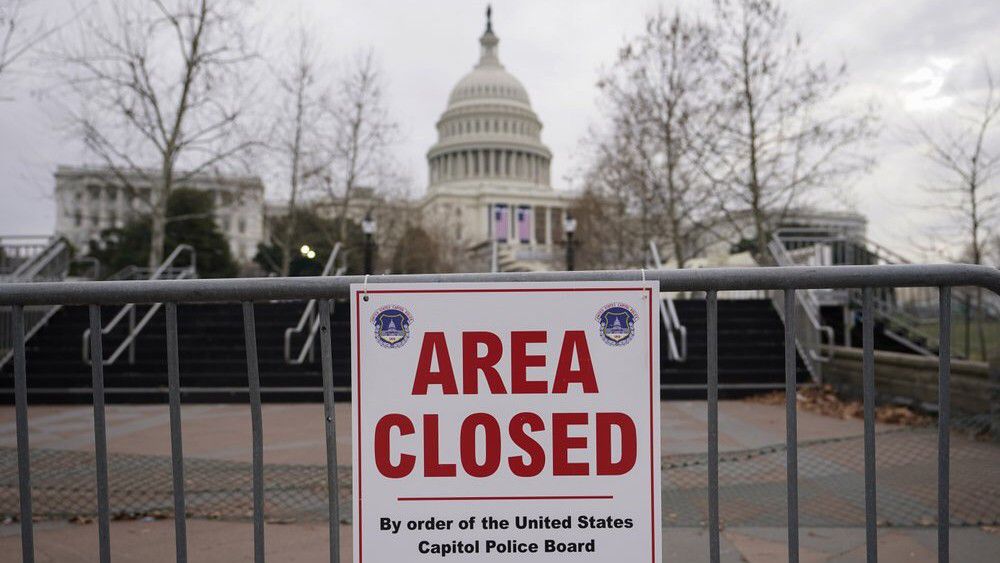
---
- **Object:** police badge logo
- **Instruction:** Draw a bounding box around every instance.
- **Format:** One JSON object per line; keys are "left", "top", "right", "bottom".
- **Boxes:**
{"left": 371, "top": 305, "right": 413, "bottom": 349}
{"left": 596, "top": 303, "right": 638, "bottom": 346}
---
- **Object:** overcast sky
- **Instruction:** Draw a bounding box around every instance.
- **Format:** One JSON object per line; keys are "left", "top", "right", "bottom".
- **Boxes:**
{"left": 1, "top": 0, "right": 998, "bottom": 260}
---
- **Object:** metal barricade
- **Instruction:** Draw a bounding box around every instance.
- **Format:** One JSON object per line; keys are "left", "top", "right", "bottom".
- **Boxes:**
{"left": 2, "top": 263, "right": 999, "bottom": 563}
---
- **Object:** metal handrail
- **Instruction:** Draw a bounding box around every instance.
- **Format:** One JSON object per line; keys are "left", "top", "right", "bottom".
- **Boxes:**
{"left": 773, "top": 228, "right": 1000, "bottom": 356}
{"left": 9, "top": 237, "right": 71, "bottom": 282}
{"left": 646, "top": 241, "right": 688, "bottom": 362}
{"left": 82, "top": 245, "right": 197, "bottom": 365}
{"left": 0, "top": 237, "right": 73, "bottom": 369}
{"left": 285, "top": 243, "right": 344, "bottom": 365}
{"left": 767, "top": 237, "right": 836, "bottom": 379}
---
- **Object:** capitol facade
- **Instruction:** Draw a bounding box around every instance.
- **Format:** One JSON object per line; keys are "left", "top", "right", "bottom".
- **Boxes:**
{"left": 416, "top": 11, "right": 574, "bottom": 271}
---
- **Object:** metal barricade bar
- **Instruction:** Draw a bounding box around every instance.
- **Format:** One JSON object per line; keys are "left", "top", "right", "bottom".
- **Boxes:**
{"left": 784, "top": 290, "right": 800, "bottom": 562}
{"left": 12, "top": 305, "right": 34, "bottom": 563}
{"left": 706, "top": 291, "right": 720, "bottom": 563}
{"left": 938, "top": 288, "right": 951, "bottom": 562}
{"left": 319, "top": 299, "right": 342, "bottom": 563}
{"left": 165, "top": 303, "right": 188, "bottom": 563}
{"left": 242, "top": 302, "right": 266, "bottom": 563}
{"left": 88, "top": 305, "right": 111, "bottom": 563}
{"left": 862, "top": 288, "right": 877, "bottom": 563}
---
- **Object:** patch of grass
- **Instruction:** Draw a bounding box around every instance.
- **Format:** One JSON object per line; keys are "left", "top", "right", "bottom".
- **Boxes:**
{"left": 915, "top": 317, "right": 1000, "bottom": 362}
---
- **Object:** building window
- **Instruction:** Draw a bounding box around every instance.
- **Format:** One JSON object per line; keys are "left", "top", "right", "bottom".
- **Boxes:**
{"left": 74, "top": 212, "right": 82, "bottom": 227}
{"left": 238, "top": 217, "right": 246, "bottom": 234}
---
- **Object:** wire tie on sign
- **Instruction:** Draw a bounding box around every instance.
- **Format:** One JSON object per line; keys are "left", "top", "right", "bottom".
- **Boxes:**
{"left": 641, "top": 268, "right": 648, "bottom": 300}
{"left": 363, "top": 274, "right": 370, "bottom": 302}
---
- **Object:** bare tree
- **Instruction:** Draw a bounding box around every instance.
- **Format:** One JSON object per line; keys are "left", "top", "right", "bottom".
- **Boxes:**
{"left": 56, "top": 0, "right": 256, "bottom": 268}
{"left": 0, "top": 0, "right": 65, "bottom": 95}
{"left": 266, "top": 23, "right": 337, "bottom": 276}
{"left": 708, "top": 0, "right": 876, "bottom": 257}
{"left": 915, "top": 62, "right": 1000, "bottom": 266}
{"left": 324, "top": 49, "right": 399, "bottom": 245}
{"left": 580, "top": 11, "right": 721, "bottom": 268}
{"left": 913, "top": 61, "right": 1000, "bottom": 359}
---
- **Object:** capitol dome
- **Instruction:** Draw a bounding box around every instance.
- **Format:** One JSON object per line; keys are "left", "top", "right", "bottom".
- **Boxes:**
{"left": 418, "top": 7, "right": 572, "bottom": 273}
{"left": 446, "top": 31, "right": 532, "bottom": 110}
{"left": 427, "top": 8, "right": 551, "bottom": 189}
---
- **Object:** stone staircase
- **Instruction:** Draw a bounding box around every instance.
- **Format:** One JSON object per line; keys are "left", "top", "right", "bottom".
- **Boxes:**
{"left": 1, "top": 298, "right": 807, "bottom": 403}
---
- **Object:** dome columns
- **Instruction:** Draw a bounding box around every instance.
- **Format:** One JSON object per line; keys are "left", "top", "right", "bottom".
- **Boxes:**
{"left": 429, "top": 148, "right": 550, "bottom": 185}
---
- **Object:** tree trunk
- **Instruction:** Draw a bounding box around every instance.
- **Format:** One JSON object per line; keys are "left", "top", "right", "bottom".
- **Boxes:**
{"left": 280, "top": 204, "right": 298, "bottom": 277}
{"left": 149, "top": 204, "right": 167, "bottom": 269}
{"left": 976, "top": 287, "right": 987, "bottom": 361}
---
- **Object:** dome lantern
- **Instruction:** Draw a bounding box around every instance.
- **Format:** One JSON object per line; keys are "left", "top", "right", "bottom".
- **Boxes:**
{"left": 478, "top": 5, "right": 500, "bottom": 68}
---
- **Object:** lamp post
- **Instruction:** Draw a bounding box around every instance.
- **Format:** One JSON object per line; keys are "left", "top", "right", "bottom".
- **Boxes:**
{"left": 564, "top": 212, "right": 577, "bottom": 271}
{"left": 362, "top": 212, "right": 377, "bottom": 274}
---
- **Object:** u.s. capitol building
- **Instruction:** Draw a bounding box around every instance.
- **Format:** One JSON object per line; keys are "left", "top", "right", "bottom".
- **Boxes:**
{"left": 415, "top": 10, "right": 574, "bottom": 271}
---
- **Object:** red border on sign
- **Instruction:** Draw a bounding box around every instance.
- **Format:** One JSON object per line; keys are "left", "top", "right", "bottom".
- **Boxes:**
{"left": 354, "top": 286, "right": 657, "bottom": 563}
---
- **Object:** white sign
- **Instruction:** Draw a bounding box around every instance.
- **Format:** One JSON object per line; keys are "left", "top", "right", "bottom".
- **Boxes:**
{"left": 351, "top": 281, "right": 661, "bottom": 562}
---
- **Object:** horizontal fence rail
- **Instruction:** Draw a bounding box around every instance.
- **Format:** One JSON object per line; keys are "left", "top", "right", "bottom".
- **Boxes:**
{"left": 3, "top": 263, "right": 999, "bottom": 563}
{"left": 2, "top": 264, "right": 998, "bottom": 306}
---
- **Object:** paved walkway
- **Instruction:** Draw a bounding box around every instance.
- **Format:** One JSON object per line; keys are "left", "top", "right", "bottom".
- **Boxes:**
{"left": 0, "top": 400, "right": 887, "bottom": 463}
{"left": 1, "top": 401, "right": 998, "bottom": 561}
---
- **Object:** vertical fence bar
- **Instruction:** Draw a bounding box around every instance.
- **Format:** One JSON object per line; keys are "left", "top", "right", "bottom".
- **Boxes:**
{"left": 862, "top": 288, "right": 877, "bottom": 562}
{"left": 937, "top": 288, "right": 951, "bottom": 562}
{"left": 318, "top": 299, "right": 341, "bottom": 563}
{"left": 706, "top": 291, "right": 720, "bottom": 563}
{"left": 88, "top": 305, "right": 111, "bottom": 563}
{"left": 783, "top": 290, "right": 799, "bottom": 563}
{"left": 12, "top": 305, "right": 34, "bottom": 562}
{"left": 165, "top": 303, "right": 188, "bottom": 563}
{"left": 242, "top": 302, "right": 265, "bottom": 563}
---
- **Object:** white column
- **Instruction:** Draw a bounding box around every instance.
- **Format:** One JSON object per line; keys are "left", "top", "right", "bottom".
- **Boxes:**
{"left": 499, "top": 150, "right": 507, "bottom": 178}
{"left": 478, "top": 150, "right": 484, "bottom": 177}
{"left": 510, "top": 201, "right": 517, "bottom": 245}
{"left": 530, "top": 205, "right": 536, "bottom": 245}
{"left": 545, "top": 207, "right": 552, "bottom": 246}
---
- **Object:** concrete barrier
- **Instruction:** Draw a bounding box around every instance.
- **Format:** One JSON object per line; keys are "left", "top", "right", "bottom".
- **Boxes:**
{"left": 823, "top": 345, "right": 992, "bottom": 414}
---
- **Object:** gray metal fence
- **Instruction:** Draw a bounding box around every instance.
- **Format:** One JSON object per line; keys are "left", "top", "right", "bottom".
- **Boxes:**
{"left": 2, "top": 263, "right": 999, "bottom": 563}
